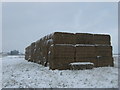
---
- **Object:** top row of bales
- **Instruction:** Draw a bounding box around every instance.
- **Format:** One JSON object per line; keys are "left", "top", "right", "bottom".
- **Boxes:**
{"left": 39, "top": 32, "right": 111, "bottom": 45}
{"left": 29, "top": 32, "right": 111, "bottom": 46}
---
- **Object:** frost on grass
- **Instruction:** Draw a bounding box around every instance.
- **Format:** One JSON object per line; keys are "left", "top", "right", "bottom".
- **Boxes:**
{"left": 2, "top": 55, "right": 118, "bottom": 88}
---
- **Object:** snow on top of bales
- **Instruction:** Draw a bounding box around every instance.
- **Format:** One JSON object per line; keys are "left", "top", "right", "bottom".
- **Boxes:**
{"left": 70, "top": 62, "right": 94, "bottom": 65}
{"left": 75, "top": 44, "right": 110, "bottom": 47}
{"left": 50, "top": 44, "right": 111, "bottom": 47}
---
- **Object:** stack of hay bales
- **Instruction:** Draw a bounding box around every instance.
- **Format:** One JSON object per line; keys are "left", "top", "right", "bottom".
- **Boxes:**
{"left": 75, "top": 33, "right": 113, "bottom": 68}
{"left": 25, "top": 32, "right": 114, "bottom": 70}
{"left": 48, "top": 44, "right": 75, "bottom": 70}
{"left": 48, "top": 32, "right": 75, "bottom": 69}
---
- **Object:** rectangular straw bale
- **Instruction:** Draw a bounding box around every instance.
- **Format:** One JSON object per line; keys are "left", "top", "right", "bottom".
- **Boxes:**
{"left": 76, "top": 33, "right": 94, "bottom": 44}
{"left": 93, "top": 34, "right": 110, "bottom": 45}
{"left": 95, "top": 46, "right": 112, "bottom": 57}
{"left": 53, "top": 32, "right": 76, "bottom": 44}
{"left": 48, "top": 44, "right": 75, "bottom": 70}
{"left": 76, "top": 46, "right": 95, "bottom": 58}
{"left": 53, "top": 44, "right": 75, "bottom": 58}
{"left": 96, "top": 56, "right": 114, "bottom": 67}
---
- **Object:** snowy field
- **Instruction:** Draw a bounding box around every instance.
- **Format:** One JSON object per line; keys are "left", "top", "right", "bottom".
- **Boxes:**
{"left": 2, "top": 55, "right": 119, "bottom": 88}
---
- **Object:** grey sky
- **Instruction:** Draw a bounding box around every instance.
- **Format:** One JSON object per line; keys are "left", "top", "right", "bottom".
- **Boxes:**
{"left": 0, "top": 3, "right": 2, "bottom": 53}
{"left": 2, "top": 2, "right": 118, "bottom": 54}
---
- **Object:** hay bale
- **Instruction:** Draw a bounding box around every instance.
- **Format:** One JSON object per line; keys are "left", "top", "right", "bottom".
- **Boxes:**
{"left": 96, "top": 56, "right": 114, "bottom": 67}
{"left": 25, "top": 46, "right": 30, "bottom": 60}
{"left": 76, "top": 33, "right": 94, "bottom": 44}
{"left": 48, "top": 44, "right": 75, "bottom": 70}
{"left": 53, "top": 32, "right": 76, "bottom": 44}
{"left": 76, "top": 46, "right": 95, "bottom": 61}
{"left": 93, "top": 34, "right": 110, "bottom": 45}
{"left": 95, "top": 46, "right": 112, "bottom": 57}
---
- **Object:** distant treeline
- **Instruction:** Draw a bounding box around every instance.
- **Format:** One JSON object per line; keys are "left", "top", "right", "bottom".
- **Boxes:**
{"left": 1, "top": 50, "right": 24, "bottom": 55}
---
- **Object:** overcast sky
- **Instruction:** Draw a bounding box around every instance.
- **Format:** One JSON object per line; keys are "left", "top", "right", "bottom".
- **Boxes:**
{"left": 0, "top": 3, "right": 2, "bottom": 53}
{"left": 2, "top": 2, "right": 118, "bottom": 54}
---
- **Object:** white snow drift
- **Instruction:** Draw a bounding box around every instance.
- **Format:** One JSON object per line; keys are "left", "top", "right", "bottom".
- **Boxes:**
{"left": 2, "top": 55, "right": 118, "bottom": 88}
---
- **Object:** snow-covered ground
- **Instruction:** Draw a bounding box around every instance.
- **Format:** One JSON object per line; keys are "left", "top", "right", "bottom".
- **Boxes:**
{"left": 2, "top": 55, "right": 118, "bottom": 88}
{"left": 0, "top": 57, "right": 2, "bottom": 90}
